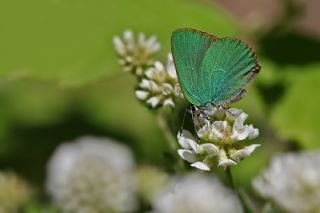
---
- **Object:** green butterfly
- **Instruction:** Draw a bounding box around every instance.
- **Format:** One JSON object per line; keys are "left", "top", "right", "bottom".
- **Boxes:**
{"left": 171, "top": 28, "right": 260, "bottom": 108}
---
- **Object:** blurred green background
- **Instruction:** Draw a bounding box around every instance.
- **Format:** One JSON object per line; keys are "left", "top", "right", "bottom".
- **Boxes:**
{"left": 0, "top": 0, "right": 319, "bottom": 211}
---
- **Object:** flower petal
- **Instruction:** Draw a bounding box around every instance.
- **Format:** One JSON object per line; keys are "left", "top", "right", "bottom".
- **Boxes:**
{"left": 138, "top": 33, "right": 146, "bottom": 45}
{"left": 163, "top": 98, "right": 175, "bottom": 107}
{"left": 162, "top": 83, "right": 174, "bottom": 95}
{"left": 123, "top": 65, "right": 133, "bottom": 72}
{"left": 135, "top": 90, "right": 149, "bottom": 100}
{"left": 197, "top": 121, "right": 212, "bottom": 138}
{"left": 147, "top": 96, "right": 161, "bottom": 108}
{"left": 218, "top": 149, "right": 237, "bottom": 170}
{"left": 154, "top": 61, "right": 164, "bottom": 71}
{"left": 149, "top": 43, "right": 161, "bottom": 54}
{"left": 139, "top": 79, "right": 151, "bottom": 89}
{"left": 230, "top": 125, "right": 249, "bottom": 141}
{"left": 230, "top": 144, "right": 261, "bottom": 163}
{"left": 211, "top": 121, "right": 227, "bottom": 139}
{"left": 166, "top": 54, "right": 177, "bottom": 78}
{"left": 113, "top": 36, "right": 126, "bottom": 55}
{"left": 200, "top": 143, "right": 219, "bottom": 157}
{"left": 234, "top": 112, "right": 248, "bottom": 127}
{"left": 248, "top": 125, "right": 259, "bottom": 139}
{"left": 177, "top": 130, "right": 197, "bottom": 150}
{"left": 218, "top": 159, "right": 237, "bottom": 170}
{"left": 146, "top": 35, "right": 157, "bottom": 47}
{"left": 136, "top": 67, "right": 144, "bottom": 76}
{"left": 226, "top": 108, "right": 243, "bottom": 120}
{"left": 177, "top": 149, "right": 197, "bottom": 163}
{"left": 145, "top": 67, "right": 157, "bottom": 80}
{"left": 139, "top": 79, "right": 159, "bottom": 92}
{"left": 124, "top": 30, "right": 133, "bottom": 43}
{"left": 191, "top": 162, "right": 210, "bottom": 171}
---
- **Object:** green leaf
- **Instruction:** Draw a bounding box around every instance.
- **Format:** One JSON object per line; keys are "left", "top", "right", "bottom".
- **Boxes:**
{"left": 78, "top": 73, "right": 169, "bottom": 162}
{"left": 271, "top": 64, "right": 320, "bottom": 148}
{"left": 0, "top": 0, "right": 238, "bottom": 86}
{"left": 0, "top": 79, "right": 71, "bottom": 126}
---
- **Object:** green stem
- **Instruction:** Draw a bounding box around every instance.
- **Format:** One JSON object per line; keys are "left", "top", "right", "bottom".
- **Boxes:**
{"left": 226, "top": 166, "right": 235, "bottom": 189}
{"left": 156, "top": 113, "right": 177, "bottom": 151}
{"left": 225, "top": 167, "right": 253, "bottom": 213}
{"left": 156, "top": 112, "right": 186, "bottom": 172}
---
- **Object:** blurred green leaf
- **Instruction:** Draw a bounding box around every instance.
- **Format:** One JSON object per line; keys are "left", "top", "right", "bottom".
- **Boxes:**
{"left": 271, "top": 64, "right": 320, "bottom": 148}
{"left": 0, "top": 79, "right": 71, "bottom": 126}
{"left": 24, "top": 201, "right": 60, "bottom": 213}
{"left": 232, "top": 137, "right": 275, "bottom": 190}
{"left": 232, "top": 86, "right": 266, "bottom": 121}
{"left": 255, "top": 59, "right": 288, "bottom": 112}
{"left": 0, "top": 0, "right": 238, "bottom": 86}
{"left": 78, "top": 73, "right": 169, "bottom": 162}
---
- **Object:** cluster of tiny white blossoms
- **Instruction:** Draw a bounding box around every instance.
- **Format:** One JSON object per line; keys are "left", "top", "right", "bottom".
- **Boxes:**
{"left": 113, "top": 30, "right": 160, "bottom": 76}
{"left": 178, "top": 106, "right": 260, "bottom": 170}
{"left": 253, "top": 152, "right": 320, "bottom": 213}
{"left": 0, "top": 171, "right": 32, "bottom": 213}
{"left": 46, "top": 136, "right": 137, "bottom": 213}
{"left": 135, "top": 54, "right": 183, "bottom": 108}
{"left": 150, "top": 172, "right": 243, "bottom": 213}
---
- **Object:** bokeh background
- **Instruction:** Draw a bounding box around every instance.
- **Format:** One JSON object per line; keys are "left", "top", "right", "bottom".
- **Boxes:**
{"left": 0, "top": 0, "right": 319, "bottom": 212}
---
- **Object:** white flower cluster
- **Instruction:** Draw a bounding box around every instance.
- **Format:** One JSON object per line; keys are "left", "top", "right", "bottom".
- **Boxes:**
{"left": 46, "top": 136, "right": 137, "bottom": 213}
{"left": 0, "top": 171, "right": 31, "bottom": 213}
{"left": 253, "top": 152, "right": 320, "bottom": 213}
{"left": 113, "top": 30, "right": 160, "bottom": 76}
{"left": 135, "top": 54, "right": 183, "bottom": 108}
{"left": 178, "top": 107, "right": 259, "bottom": 170}
{"left": 151, "top": 172, "right": 243, "bottom": 213}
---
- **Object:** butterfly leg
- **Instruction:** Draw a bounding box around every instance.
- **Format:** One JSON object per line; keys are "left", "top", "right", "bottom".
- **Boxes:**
{"left": 199, "top": 107, "right": 211, "bottom": 123}
{"left": 217, "top": 104, "right": 236, "bottom": 118}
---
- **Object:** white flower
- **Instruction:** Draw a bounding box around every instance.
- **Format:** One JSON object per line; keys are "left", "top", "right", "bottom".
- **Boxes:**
{"left": 46, "top": 136, "right": 137, "bottom": 213}
{"left": 113, "top": 30, "right": 160, "bottom": 76}
{"left": 178, "top": 107, "right": 260, "bottom": 170}
{"left": 0, "top": 171, "right": 31, "bottom": 213}
{"left": 135, "top": 54, "right": 183, "bottom": 108}
{"left": 252, "top": 152, "right": 320, "bottom": 213}
{"left": 151, "top": 172, "right": 243, "bottom": 213}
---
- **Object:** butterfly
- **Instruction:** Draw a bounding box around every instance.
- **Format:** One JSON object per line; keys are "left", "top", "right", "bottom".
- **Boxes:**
{"left": 171, "top": 28, "right": 260, "bottom": 110}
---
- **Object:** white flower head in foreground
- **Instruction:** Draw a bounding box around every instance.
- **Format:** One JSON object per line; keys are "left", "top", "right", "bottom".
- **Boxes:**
{"left": 113, "top": 30, "right": 160, "bottom": 76}
{"left": 135, "top": 54, "right": 183, "bottom": 108}
{"left": 151, "top": 172, "right": 243, "bottom": 213}
{"left": 0, "top": 171, "right": 32, "bottom": 213}
{"left": 252, "top": 152, "right": 320, "bottom": 213}
{"left": 46, "top": 136, "right": 137, "bottom": 213}
{"left": 178, "top": 107, "right": 259, "bottom": 171}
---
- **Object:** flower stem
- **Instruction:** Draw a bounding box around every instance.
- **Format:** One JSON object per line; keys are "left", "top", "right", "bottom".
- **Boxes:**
{"left": 226, "top": 166, "right": 235, "bottom": 189}
{"left": 225, "top": 167, "right": 253, "bottom": 212}
{"left": 156, "top": 113, "right": 177, "bottom": 151}
{"left": 156, "top": 112, "right": 186, "bottom": 173}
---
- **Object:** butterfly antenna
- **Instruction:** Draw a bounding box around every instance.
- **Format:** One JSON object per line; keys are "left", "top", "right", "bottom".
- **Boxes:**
{"left": 190, "top": 105, "right": 200, "bottom": 140}
{"left": 179, "top": 105, "right": 191, "bottom": 137}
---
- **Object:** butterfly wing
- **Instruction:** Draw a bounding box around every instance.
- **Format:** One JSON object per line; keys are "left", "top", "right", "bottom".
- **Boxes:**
{"left": 200, "top": 38, "right": 260, "bottom": 104}
{"left": 171, "top": 28, "right": 219, "bottom": 106}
